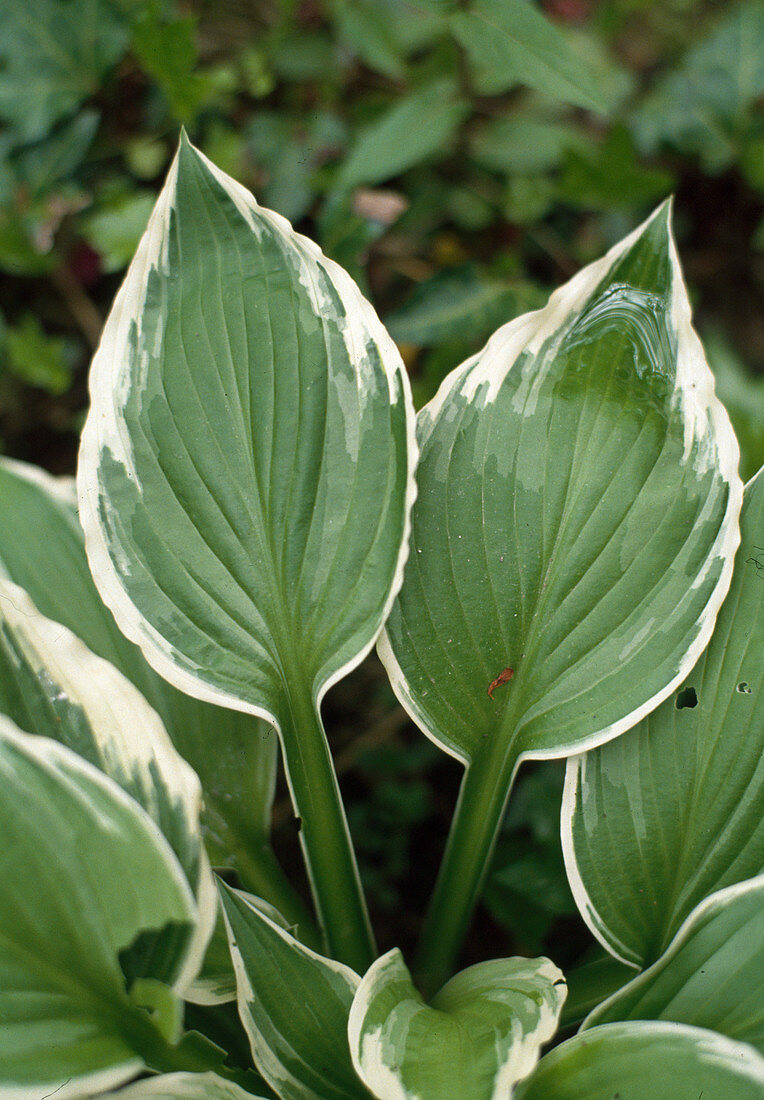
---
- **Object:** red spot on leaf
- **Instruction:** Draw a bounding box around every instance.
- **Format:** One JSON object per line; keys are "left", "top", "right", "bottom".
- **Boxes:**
{"left": 488, "top": 667, "right": 514, "bottom": 700}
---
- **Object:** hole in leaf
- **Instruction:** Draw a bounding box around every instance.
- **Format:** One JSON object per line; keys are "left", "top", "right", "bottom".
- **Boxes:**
{"left": 737, "top": 682, "right": 752, "bottom": 694}
{"left": 675, "top": 687, "right": 698, "bottom": 709}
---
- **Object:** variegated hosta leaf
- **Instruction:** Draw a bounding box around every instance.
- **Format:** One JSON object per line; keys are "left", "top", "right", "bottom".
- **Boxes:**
{"left": 514, "top": 1022, "right": 764, "bottom": 1100}
{"left": 104, "top": 1072, "right": 269, "bottom": 1098}
{"left": 382, "top": 201, "right": 741, "bottom": 990}
{"left": 0, "top": 576, "right": 214, "bottom": 993}
{"left": 219, "top": 885, "right": 366, "bottom": 1100}
{"left": 0, "top": 457, "right": 283, "bottom": 907}
{"left": 380, "top": 200, "right": 741, "bottom": 773}
{"left": 0, "top": 717, "right": 196, "bottom": 1099}
{"left": 78, "top": 135, "right": 416, "bottom": 968}
{"left": 348, "top": 949, "right": 566, "bottom": 1100}
{"left": 583, "top": 877, "right": 764, "bottom": 1052}
{"left": 78, "top": 133, "right": 415, "bottom": 726}
{"left": 188, "top": 884, "right": 296, "bottom": 1007}
{"left": 562, "top": 468, "right": 763, "bottom": 968}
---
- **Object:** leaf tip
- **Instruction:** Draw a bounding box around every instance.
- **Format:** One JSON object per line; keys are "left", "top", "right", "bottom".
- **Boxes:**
{"left": 175, "top": 126, "right": 205, "bottom": 177}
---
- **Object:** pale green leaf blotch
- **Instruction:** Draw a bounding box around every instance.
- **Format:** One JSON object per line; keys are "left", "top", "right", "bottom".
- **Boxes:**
{"left": 348, "top": 948, "right": 566, "bottom": 1100}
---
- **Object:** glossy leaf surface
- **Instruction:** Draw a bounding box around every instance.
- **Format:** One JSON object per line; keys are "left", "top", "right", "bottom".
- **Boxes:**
{"left": 219, "top": 885, "right": 366, "bottom": 1100}
{"left": 0, "top": 717, "right": 196, "bottom": 1099}
{"left": 514, "top": 1022, "right": 764, "bottom": 1100}
{"left": 381, "top": 202, "right": 741, "bottom": 772}
{"left": 348, "top": 949, "right": 565, "bottom": 1100}
{"left": 0, "top": 458, "right": 281, "bottom": 899}
{"left": 0, "top": 575, "right": 214, "bottom": 992}
{"left": 584, "top": 877, "right": 764, "bottom": 1051}
{"left": 563, "top": 469, "right": 763, "bottom": 966}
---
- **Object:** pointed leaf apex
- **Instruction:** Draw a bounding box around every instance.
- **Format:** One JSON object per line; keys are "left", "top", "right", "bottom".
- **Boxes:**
{"left": 636, "top": 196, "right": 674, "bottom": 249}
{"left": 175, "top": 129, "right": 207, "bottom": 181}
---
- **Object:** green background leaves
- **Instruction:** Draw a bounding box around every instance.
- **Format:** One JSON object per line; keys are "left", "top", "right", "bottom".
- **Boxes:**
{"left": 450, "top": 0, "right": 607, "bottom": 111}
{"left": 0, "top": 0, "right": 127, "bottom": 142}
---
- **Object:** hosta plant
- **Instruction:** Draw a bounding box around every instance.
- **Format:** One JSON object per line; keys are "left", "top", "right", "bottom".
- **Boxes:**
{"left": 0, "top": 136, "right": 761, "bottom": 1099}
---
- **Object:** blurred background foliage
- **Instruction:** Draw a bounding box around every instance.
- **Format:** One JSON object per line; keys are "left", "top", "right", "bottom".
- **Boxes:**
{"left": 0, "top": 0, "right": 762, "bottom": 968}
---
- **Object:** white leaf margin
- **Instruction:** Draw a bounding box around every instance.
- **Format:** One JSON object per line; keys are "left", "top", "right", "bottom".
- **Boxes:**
{"left": 0, "top": 716, "right": 198, "bottom": 1100}
{"left": 102, "top": 1071, "right": 269, "bottom": 1098}
{"left": 560, "top": 468, "right": 762, "bottom": 967}
{"left": 377, "top": 200, "right": 743, "bottom": 769}
{"left": 347, "top": 949, "right": 418, "bottom": 1100}
{"left": 581, "top": 875, "right": 764, "bottom": 1031}
{"left": 77, "top": 135, "right": 418, "bottom": 734}
{"left": 0, "top": 454, "right": 77, "bottom": 510}
{"left": 220, "top": 887, "right": 361, "bottom": 1100}
{"left": 0, "top": 577, "right": 216, "bottom": 995}
{"left": 513, "top": 1021, "right": 764, "bottom": 1098}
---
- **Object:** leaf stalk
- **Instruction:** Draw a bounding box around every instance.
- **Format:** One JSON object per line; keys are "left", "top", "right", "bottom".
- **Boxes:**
{"left": 279, "top": 678, "right": 376, "bottom": 973}
{"left": 414, "top": 732, "right": 519, "bottom": 998}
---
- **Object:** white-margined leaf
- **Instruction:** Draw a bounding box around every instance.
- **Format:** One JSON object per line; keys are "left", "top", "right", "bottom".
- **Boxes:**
{"left": 188, "top": 884, "right": 293, "bottom": 1007}
{"left": 0, "top": 576, "right": 214, "bottom": 993}
{"left": 104, "top": 1072, "right": 269, "bottom": 1098}
{"left": 78, "top": 136, "right": 416, "bottom": 968}
{"left": 348, "top": 949, "right": 565, "bottom": 1099}
{"left": 78, "top": 132, "right": 415, "bottom": 728}
{"left": 514, "top": 1021, "right": 764, "bottom": 1100}
{"left": 0, "top": 717, "right": 196, "bottom": 1099}
{"left": 562, "top": 468, "right": 763, "bottom": 967}
{"left": 381, "top": 200, "right": 740, "bottom": 772}
{"left": 219, "top": 885, "right": 367, "bottom": 1100}
{"left": 583, "top": 877, "right": 764, "bottom": 1051}
{"left": 379, "top": 202, "right": 742, "bottom": 984}
{"left": 0, "top": 457, "right": 289, "bottom": 918}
